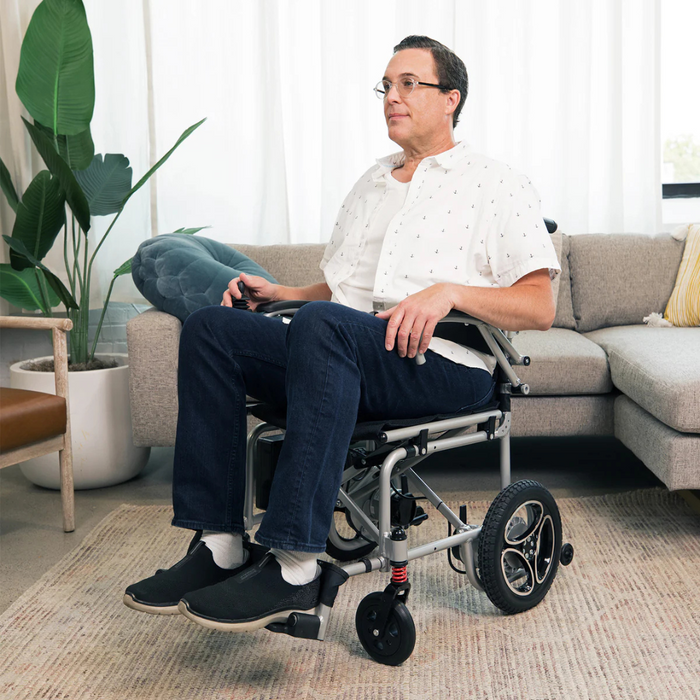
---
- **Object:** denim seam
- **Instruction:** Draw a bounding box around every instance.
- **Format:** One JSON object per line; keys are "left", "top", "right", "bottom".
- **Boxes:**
{"left": 223, "top": 362, "right": 243, "bottom": 529}
{"left": 268, "top": 314, "right": 360, "bottom": 550}
{"left": 277, "top": 337, "right": 333, "bottom": 549}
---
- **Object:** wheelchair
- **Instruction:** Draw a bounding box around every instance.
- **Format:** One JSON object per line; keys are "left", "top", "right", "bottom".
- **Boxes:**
{"left": 241, "top": 299, "right": 574, "bottom": 666}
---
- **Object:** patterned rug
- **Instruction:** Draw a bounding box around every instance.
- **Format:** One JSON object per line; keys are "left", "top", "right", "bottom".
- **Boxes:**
{"left": 0, "top": 489, "right": 698, "bottom": 700}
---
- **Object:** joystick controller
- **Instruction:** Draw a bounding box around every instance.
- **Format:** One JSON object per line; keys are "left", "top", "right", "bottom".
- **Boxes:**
{"left": 232, "top": 280, "right": 251, "bottom": 311}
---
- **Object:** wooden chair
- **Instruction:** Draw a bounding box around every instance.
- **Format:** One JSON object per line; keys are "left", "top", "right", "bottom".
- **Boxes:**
{"left": 0, "top": 317, "right": 75, "bottom": 532}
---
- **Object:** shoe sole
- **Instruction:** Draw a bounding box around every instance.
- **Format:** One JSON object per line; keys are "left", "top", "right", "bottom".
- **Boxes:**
{"left": 123, "top": 593, "right": 180, "bottom": 615}
{"left": 178, "top": 600, "right": 315, "bottom": 632}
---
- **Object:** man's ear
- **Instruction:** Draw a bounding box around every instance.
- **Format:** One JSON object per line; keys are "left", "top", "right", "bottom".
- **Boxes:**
{"left": 445, "top": 90, "right": 461, "bottom": 116}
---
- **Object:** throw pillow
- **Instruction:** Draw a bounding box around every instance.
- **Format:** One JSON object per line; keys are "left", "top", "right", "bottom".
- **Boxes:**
{"left": 131, "top": 234, "right": 278, "bottom": 322}
{"left": 664, "top": 223, "right": 700, "bottom": 327}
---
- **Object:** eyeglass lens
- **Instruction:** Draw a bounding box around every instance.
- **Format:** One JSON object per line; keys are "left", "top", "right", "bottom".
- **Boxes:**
{"left": 374, "top": 78, "right": 417, "bottom": 99}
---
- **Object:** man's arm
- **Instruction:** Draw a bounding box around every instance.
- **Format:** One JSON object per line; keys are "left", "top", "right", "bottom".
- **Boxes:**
{"left": 444, "top": 269, "right": 555, "bottom": 332}
{"left": 276, "top": 282, "right": 332, "bottom": 302}
{"left": 376, "top": 269, "right": 555, "bottom": 359}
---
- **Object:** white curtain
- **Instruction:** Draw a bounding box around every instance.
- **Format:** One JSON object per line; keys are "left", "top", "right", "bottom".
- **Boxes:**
{"left": 0, "top": 0, "right": 662, "bottom": 305}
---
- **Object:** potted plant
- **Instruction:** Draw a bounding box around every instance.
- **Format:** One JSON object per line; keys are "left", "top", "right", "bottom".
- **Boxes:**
{"left": 0, "top": 0, "right": 203, "bottom": 488}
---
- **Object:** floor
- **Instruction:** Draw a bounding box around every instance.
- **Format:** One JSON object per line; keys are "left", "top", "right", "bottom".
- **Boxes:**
{"left": 0, "top": 436, "right": 664, "bottom": 615}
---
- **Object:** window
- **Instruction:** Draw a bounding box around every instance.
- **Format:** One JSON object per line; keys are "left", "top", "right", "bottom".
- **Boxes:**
{"left": 661, "top": 0, "right": 700, "bottom": 199}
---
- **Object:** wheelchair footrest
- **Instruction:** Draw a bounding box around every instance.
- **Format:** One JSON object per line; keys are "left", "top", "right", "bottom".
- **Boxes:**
{"left": 265, "top": 561, "right": 350, "bottom": 640}
{"left": 266, "top": 612, "right": 321, "bottom": 639}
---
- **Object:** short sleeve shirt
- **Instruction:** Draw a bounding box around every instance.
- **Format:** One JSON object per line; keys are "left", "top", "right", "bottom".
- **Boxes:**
{"left": 320, "top": 141, "right": 560, "bottom": 372}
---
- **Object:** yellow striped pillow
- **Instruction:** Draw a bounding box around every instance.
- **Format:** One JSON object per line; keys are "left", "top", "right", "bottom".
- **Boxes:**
{"left": 664, "top": 223, "right": 700, "bottom": 326}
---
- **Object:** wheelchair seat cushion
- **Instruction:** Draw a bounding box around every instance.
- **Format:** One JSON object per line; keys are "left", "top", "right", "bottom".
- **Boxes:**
{"left": 250, "top": 401, "right": 499, "bottom": 442}
{"left": 131, "top": 234, "right": 278, "bottom": 322}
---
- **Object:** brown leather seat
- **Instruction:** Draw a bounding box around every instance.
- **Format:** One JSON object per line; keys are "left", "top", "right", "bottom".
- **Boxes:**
{"left": 0, "top": 388, "right": 67, "bottom": 453}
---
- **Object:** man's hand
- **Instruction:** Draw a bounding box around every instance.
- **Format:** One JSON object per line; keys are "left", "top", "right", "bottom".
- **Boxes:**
{"left": 375, "top": 284, "right": 454, "bottom": 358}
{"left": 221, "top": 272, "right": 280, "bottom": 312}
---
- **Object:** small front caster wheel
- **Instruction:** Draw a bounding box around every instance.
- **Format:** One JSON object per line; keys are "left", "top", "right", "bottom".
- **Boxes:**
{"left": 479, "top": 479, "right": 563, "bottom": 615}
{"left": 355, "top": 592, "right": 416, "bottom": 666}
{"left": 560, "top": 542, "right": 574, "bottom": 566}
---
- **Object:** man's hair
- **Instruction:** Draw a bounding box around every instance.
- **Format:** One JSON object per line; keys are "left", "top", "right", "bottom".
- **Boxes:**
{"left": 393, "top": 35, "right": 468, "bottom": 127}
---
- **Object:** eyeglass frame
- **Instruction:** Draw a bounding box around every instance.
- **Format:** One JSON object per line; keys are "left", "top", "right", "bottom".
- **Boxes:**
{"left": 373, "top": 77, "right": 452, "bottom": 100}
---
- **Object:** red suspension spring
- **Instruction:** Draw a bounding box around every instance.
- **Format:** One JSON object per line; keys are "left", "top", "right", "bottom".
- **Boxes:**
{"left": 391, "top": 563, "right": 408, "bottom": 584}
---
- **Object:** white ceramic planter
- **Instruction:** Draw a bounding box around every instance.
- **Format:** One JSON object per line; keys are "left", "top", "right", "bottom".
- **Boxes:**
{"left": 10, "top": 354, "right": 150, "bottom": 490}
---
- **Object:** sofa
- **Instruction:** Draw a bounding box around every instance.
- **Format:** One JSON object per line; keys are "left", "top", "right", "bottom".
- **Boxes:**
{"left": 126, "top": 232, "right": 700, "bottom": 491}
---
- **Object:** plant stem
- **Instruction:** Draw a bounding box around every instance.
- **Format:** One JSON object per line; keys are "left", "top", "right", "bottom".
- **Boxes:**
{"left": 84, "top": 209, "right": 123, "bottom": 361}
{"left": 72, "top": 215, "right": 83, "bottom": 290}
{"left": 76, "top": 222, "right": 91, "bottom": 364}
{"left": 33, "top": 268, "right": 51, "bottom": 317}
{"left": 63, "top": 222, "right": 74, "bottom": 295}
{"left": 89, "top": 276, "right": 116, "bottom": 360}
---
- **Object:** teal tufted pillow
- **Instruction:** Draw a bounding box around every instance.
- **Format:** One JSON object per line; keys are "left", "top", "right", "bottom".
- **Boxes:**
{"left": 131, "top": 234, "right": 277, "bottom": 321}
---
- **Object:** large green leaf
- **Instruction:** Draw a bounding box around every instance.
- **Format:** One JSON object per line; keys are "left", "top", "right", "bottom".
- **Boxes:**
{"left": 0, "top": 263, "right": 59, "bottom": 312}
{"left": 16, "top": 0, "right": 94, "bottom": 136}
{"left": 2, "top": 235, "right": 77, "bottom": 309}
{"left": 34, "top": 120, "right": 94, "bottom": 170}
{"left": 23, "top": 117, "right": 91, "bottom": 232}
{"left": 113, "top": 258, "right": 133, "bottom": 278}
{"left": 123, "top": 118, "right": 206, "bottom": 207}
{"left": 9, "top": 170, "right": 66, "bottom": 270}
{"left": 74, "top": 154, "right": 132, "bottom": 215}
{"left": 0, "top": 157, "right": 20, "bottom": 212}
{"left": 172, "top": 226, "right": 210, "bottom": 235}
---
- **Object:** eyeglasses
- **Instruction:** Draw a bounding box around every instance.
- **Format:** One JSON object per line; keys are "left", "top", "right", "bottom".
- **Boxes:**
{"left": 373, "top": 77, "right": 451, "bottom": 100}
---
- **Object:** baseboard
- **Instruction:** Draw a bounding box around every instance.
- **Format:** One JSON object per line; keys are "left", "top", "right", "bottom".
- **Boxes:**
{"left": 678, "top": 490, "right": 700, "bottom": 515}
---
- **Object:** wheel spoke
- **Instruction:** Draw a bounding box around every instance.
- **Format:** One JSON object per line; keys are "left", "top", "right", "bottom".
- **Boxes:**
{"left": 501, "top": 547, "right": 535, "bottom": 595}
{"left": 504, "top": 501, "right": 544, "bottom": 545}
{"left": 534, "top": 514, "right": 556, "bottom": 584}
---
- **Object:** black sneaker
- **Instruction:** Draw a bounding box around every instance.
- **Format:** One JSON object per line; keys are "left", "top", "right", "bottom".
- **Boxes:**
{"left": 178, "top": 552, "right": 321, "bottom": 632}
{"left": 123, "top": 532, "right": 268, "bottom": 615}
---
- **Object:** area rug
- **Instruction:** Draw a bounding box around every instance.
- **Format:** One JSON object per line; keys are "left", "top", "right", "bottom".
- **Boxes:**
{"left": 0, "top": 489, "right": 698, "bottom": 700}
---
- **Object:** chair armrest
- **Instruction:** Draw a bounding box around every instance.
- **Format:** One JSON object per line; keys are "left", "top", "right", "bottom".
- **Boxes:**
{"left": 0, "top": 316, "right": 73, "bottom": 398}
{"left": 0, "top": 316, "right": 72, "bottom": 331}
{"left": 255, "top": 300, "right": 311, "bottom": 315}
{"left": 250, "top": 304, "right": 529, "bottom": 390}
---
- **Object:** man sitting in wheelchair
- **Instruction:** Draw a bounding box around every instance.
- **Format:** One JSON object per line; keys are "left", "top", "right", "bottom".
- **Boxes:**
{"left": 124, "top": 35, "right": 569, "bottom": 665}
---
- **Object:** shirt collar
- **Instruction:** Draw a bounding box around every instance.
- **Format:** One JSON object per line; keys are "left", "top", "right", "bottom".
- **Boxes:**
{"left": 373, "top": 141, "right": 471, "bottom": 181}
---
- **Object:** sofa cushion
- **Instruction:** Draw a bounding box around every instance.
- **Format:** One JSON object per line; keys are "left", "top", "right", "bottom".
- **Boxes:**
{"left": 664, "top": 223, "right": 700, "bottom": 327}
{"left": 510, "top": 328, "right": 612, "bottom": 395}
{"left": 585, "top": 326, "right": 700, "bottom": 432}
{"left": 235, "top": 244, "right": 326, "bottom": 288}
{"left": 569, "top": 234, "right": 684, "bottom": 332}
{"left": 552, "top": 233, "right": 576, "bottom": 330}
{"left": 131, "top": 234, "right": 278, "bottom": 322}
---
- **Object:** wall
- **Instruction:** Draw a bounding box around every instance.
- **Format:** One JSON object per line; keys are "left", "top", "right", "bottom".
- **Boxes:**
{"left": 0, "top": 303, "right": 149, "bottom": 384}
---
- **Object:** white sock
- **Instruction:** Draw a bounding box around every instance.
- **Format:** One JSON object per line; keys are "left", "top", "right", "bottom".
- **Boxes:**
{"left": 271, "top": 548, "right": 321, "bottom": 586}
{"left": 201, "top": 531, "right": 247, "bottom": 569}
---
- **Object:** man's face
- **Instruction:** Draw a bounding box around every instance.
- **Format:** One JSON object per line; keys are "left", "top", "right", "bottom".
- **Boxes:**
{"left": 381, "top": 48, "right": 454, "bottom": 146}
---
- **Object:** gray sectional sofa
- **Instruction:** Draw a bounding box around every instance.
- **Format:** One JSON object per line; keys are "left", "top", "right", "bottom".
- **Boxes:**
{"left": 126, "top": 232, "right": 700, "bottom": 491}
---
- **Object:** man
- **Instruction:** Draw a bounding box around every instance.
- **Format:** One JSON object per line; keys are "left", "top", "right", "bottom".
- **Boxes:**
{"left": 124, "top": 36, "right": 559, "bottom": 632}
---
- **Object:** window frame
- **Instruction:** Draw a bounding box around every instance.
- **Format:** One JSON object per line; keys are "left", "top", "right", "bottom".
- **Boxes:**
{"left": 663, "top": 183, "right": 700, "bottom": 199}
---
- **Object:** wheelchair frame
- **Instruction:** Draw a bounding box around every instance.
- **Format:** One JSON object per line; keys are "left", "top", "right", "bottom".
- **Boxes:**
{"left": 240, "top": 303, "right": 569, "bottom": 663}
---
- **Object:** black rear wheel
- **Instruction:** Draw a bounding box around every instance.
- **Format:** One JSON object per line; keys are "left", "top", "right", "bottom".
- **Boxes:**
{"left": 478, "top": 480, "right": 562, "bottom": 614}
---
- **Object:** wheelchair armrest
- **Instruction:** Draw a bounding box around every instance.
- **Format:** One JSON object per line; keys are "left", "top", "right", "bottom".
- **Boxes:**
{"left": 255, "top": 299, "right": 311, "bottom": 316}
{"left": 252, "top": 301, "right": 529, "bottom": 390}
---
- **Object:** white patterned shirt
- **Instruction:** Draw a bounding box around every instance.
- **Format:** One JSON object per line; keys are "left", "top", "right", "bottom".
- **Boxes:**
{"left": 321, "top": 141, "right": 560, "bottom": 373}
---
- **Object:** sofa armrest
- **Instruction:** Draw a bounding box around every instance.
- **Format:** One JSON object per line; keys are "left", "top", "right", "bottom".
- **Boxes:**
{"left": 126, "top": 308, "right": 182, "bottom": 446}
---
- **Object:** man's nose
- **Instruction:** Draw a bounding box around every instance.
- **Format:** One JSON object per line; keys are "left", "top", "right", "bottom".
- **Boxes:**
{"left": 386, "top": 83, "right": 402, "bottom": 102}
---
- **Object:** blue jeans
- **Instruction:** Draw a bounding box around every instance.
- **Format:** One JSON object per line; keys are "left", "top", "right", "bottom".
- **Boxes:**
{"left": 172, "top": 301, "right": 495, "bottom": 552}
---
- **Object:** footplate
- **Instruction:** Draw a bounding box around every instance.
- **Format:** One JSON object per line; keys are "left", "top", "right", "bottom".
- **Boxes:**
{"left": 266, "top": 561, "right": 349, "bottom": 641}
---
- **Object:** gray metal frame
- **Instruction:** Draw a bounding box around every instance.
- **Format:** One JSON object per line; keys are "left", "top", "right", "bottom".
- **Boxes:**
{"left": 242, "top": 305, "right": 529, "bottom": 638}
